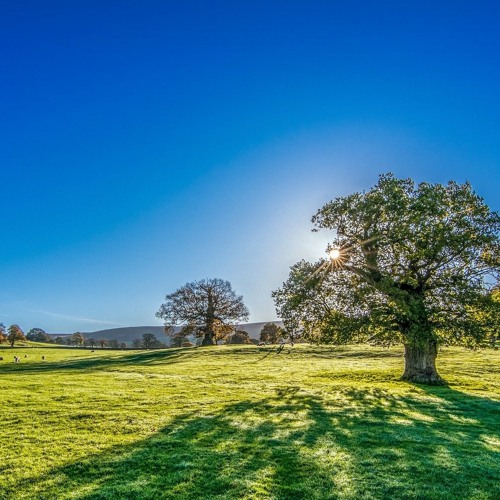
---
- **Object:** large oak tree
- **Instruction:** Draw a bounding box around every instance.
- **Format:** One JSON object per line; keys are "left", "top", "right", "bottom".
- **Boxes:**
{"left": 157, "top": 278, "right": 249, "bottom": 346}
{"left": 273, "top": 174, "right": 500, "bottom": 384}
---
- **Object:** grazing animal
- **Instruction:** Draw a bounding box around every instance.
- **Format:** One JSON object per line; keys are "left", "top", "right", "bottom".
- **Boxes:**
{"left": 0, "top": 356, "right": 3, "bottom": 361}
{"left": 14, "top": 356, "right": 20, "bottom": 363}
{"left": 42, "top": 356, "right": 45, "bottom": 360}
{"left": 24, "top": 355, "right": 28, "bottom": 358}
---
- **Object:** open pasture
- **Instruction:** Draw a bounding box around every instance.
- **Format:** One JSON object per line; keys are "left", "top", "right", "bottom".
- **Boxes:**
{"left": 0, "top": 344, "right": 498, "bottom": 499}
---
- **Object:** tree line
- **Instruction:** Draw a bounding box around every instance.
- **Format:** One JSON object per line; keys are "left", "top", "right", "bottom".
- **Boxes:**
{"left": 0, "top": 325, "right": 166, "bottom": 349}
{"left": 0, "top": 321, "right": 287, "bottom": 349}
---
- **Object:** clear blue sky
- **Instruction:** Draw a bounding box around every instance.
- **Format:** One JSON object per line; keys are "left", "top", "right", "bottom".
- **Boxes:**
{"left": 1, "top": 1, "right": 499, "bottom": 333}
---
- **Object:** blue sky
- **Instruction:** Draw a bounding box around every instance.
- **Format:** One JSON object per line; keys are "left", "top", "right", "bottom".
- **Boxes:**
{"left": 1, "top": 1, "right": 499, "bottom": 333}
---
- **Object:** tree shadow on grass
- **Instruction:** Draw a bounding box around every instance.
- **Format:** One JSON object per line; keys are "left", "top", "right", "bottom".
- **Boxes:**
{"left": 0, "top": 349, "right": 191, "bottom": 375}
{"left": 6, "top": 384, "right": 499, "bottom": 499}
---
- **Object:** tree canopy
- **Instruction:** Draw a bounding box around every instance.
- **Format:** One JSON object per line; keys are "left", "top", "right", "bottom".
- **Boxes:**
{"left": 259, "top": 323, "right": 284, "bottom": 344}
{"left": 7, "top": 325, "right": 26, "bottom": 347}
{"left": 156, "top": 278, "right": 249, "bottom": 346}
{"left": 273, "top": 174, "right": 500, "bottom": 384}
{"left": 26, "top": 328, "right": 52, "bottom": 343}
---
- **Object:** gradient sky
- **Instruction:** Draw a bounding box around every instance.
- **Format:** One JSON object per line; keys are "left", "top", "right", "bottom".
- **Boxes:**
{"left": 1, "top": 1, "right": 499, "bottom": 333}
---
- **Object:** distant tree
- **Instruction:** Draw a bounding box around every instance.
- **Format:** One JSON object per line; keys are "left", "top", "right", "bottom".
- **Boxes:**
{"left": 170, "top": 332, "right": 190, "bottom": 348}
{"left": 84, "top": 338, "right": 97, "bottom": 348}
{"left": 119, "top": 342, "right": 127, "bottom": 349}
{"left": 228, "top": 330, "right": 251, "bottom": 344}
{"left": 108, "top": 339, "right": 120, "bottom": 349}
{"left": 71, "top": 332, "right": 85, "bottom": 346}
{"left": 132, "top": 338, "right": 142, "bottom": 348}
{"left": 259, "top": 323, "right": 283, "bottom": 344}
{"left": 142, "top": 333, "right": 160, "bottom": 349}
{"left": 54, "top": 336, "right": 66, "bottom": 345}
{"left": 26, "top": 328, "right": 52, "bottom": 343}
{"left": 7, "top": 325, "right": 26, "bottom": 347}
{"left": 473, "top": 286, "right": 500, "bottom": 346}
{"left": 157, "top": 278, "right": 249, "bottom": 346}
{"left": 0, "top": 323, "right": 6, "bottom": 344}
{"left": 98, "top": 339, "right": 107, "bottom": 348}
{"left": 273, "top": 174, "right": 500, "bottom": 384}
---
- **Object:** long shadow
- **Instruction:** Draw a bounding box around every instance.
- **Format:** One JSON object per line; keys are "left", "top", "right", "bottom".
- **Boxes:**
{"left": 5, "top": 385, "right": 499, "bottom": 499}
{"left": 0, "top": 348, "right": 192, "bottom": 375}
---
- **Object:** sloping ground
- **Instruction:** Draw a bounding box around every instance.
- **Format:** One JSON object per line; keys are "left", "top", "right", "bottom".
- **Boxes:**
{"left": 0, "top": 344, "right": 498, "bottom": 499}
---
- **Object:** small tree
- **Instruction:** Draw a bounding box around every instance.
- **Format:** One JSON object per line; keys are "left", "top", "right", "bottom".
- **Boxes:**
{"left": 170, "top": 331, "right": 190, "bottom": 348}
{"left": 71, "top": 332, "right": 85, "bottom": 346}
{"left": 8, "top": 325, "right": 26, "bottom": 347}
{"left": 132, "top": 338, "right": 142, "bottom": 348}
{"left": 142, "top": 333, "right": 158, "bottom": 349}
{"left": 0, "top": 323, "right": 6, "bottom": 344}
{"left": 26, "top": 328, "right": 51, "bottom": 343}
{"left": 98, "top": 339, "right": 107, "bottom": 349}
{"left": 54, "top": 336, "right": 66, "bottom": 345}
{"left": 228, "top": 330, "right": 251, "bottom": 344}
{"left": 259, "top": 323, "right": 283, "bottom": 344}
{"left": 273, "top": 174, "right": 500, "bottom": 384}
{"left": 157, "top": 278, "right": 249, "bottom": 346}
{"left": 108, "top": 339, "right": 120, "bottom": 349}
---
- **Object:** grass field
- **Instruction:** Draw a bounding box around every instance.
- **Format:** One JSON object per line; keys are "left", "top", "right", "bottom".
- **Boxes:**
{"left": 0, "top": 343, "right": 498, "bottom": 499}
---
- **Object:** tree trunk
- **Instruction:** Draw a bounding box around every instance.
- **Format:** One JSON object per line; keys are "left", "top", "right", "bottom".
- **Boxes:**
{"left": 201, "top": 293, "right": 216, "bottom": 346}
{"left": 201, "top": 332, "right": 215, "bottom": 346}
{"left": 402, "top": 342, "right": 446, "bottom": 385}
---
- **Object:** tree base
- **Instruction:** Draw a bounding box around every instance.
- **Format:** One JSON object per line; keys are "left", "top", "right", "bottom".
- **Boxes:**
{"left": 402, "top": 343, "right": 447, "bottom": 386}
{"left": 201, "top": 335, "right": 215, "bottom": 346}
{"left": 401, "top": 373, "right": 447, "bottom": 386}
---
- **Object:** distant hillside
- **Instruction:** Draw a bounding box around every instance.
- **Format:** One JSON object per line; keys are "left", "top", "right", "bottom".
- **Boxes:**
{"left": 88, "top": 322, "right": 283, "bottom": 346}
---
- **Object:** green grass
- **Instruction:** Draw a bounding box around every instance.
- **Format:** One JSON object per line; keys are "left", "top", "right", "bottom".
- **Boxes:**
{"left": 0, "top": 343, "right": 498, "bottom": 499}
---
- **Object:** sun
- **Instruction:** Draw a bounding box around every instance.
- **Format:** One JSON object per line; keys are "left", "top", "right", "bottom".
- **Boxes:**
{"left": 329, "top": 248, "right": 341, "bottom": 260}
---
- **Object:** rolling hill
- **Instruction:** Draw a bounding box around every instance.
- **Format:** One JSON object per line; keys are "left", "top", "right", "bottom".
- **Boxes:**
{"left": 87, "top": 321, "right": 283, "bottom": 346}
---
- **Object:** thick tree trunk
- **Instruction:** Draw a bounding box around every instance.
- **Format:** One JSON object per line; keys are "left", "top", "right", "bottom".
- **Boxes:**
{"left": 201, "top": 332, "right": 215, "bottom": 346}
{"left": 402, "top": 342, "right": 446, "bottom": 385}
{"left": 201, "top": 293, "right": 216, "bottom": 346}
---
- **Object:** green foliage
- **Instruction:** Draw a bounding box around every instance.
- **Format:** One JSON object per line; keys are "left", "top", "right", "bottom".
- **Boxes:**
{"left": 227, "top": 330, "right": 251, "bottom": 344}
{"left": 0, "top": 323, "right": 6, "bottom": 344}
{"left": 157, "top": 278, "right": 249, "bottom": 345}
{"left": 26, "top": 328, "right": 52, "bottom": 343}
{"left": 259, "top": 322, "right": 284, "bottom": 344}
{"left": 71, "top": 332, "right": 84, "bottom": 346}
{"left": 0, "top": 344, "right": 498, "bottom": 498}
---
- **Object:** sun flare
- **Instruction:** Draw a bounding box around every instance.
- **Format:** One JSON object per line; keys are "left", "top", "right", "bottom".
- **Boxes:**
{"left": 329, "top": 248, "right": 341, "bottom": 260}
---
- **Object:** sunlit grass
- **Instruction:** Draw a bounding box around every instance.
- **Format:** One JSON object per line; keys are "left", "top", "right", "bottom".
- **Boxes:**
{"left": 0, "top": 343, "right": 498, "bottom": 499}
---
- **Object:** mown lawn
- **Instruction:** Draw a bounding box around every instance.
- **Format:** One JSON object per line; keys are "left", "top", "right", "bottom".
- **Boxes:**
{"left": 0, "top": 343, "right": 498, "bottom": 499}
